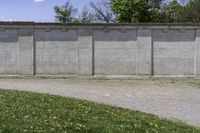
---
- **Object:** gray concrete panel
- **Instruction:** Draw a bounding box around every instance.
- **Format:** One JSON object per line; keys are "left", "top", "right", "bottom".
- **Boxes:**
{"left": 78, "top": 29, "right": 93, "bottom": 76}
{"left": 18, "top": 29, "right": 34, "bottom": 75}
{"left": 153, "top": 30, "right": 195, "bottom": 75}
{"left": 0, "top": 29, "right": 18, "bottom": 74}
{"left": 0, "top": 22, "right": 199, "bottom": 77}
{"left": 196, "top": 29, "right": 200, "bottom": 75}
{"left": 137, "top": 29, "right": 152, "bottom": 75}
{"left": 94, "top": 30, "right": 137, "bottom": 75}
{"left": 35, "top": 29, "right": 78, "bottom": 75}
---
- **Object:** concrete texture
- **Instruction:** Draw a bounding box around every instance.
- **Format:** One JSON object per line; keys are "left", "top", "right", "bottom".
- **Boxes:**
{"left": 0, "top": 22, "right": 200, "bottom": 77}
{"left": 196, "top": 29, "right": 200, "bottom": 75}
{"left": 35, "top": 29, "right": 78, "bottom": 75}
{"left": 0, "top": 29, "right": 18, "bottom": 74}
{"left": 0, "top": 79, "right": 200, "bottom": 127}
{"left": 78, "top": 29, "right": 93, "bottom": 76}
{"left": 18, "top": 29, "right": 34, "bottom": 75}
{"left": 94, "top": 29, "right": 137, "bottom": 75}
{"left": 0, "top": 28, "right": 33, "bottom": 75}
{"left": 153, "top": 29, "right": 195, "bottom": 75}
{"left": 137, "top": 29, "right": 152, "bottom": 75}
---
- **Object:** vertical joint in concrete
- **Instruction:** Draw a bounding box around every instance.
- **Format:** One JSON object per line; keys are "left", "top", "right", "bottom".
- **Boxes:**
{"left": 136, "top": 29, "right": 152, "bottom": 76}
{"left": 17, "top": 27, "right": 34, "bottom": 75}
{"left": 195, "top": 29, "right": 200, "bottom": 76}
{"left": 78, "top": 29, "right": 93, "bottom": 76}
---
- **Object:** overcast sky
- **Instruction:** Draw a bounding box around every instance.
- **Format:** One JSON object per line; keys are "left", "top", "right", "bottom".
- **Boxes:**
{"left": 0, "top": 0, "right": 97, "bottom": 22}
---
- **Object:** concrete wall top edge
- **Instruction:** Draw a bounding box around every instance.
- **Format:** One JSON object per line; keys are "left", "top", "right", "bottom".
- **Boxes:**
{"left": 0, "top": 21, "right": 200, "bottom": 26}
{"left": 1, "top": 21, "right": 200, "bottom": 29}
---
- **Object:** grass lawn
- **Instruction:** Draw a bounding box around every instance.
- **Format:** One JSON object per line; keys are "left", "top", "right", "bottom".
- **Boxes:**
{"left": 0, "top": 89, "right": 199, "bottom": 133}
{"left": 155, "top": 79, "right": 200, "bottom": 89}
{"left": 177, "top": 79, "right": 200, "bottom": 89}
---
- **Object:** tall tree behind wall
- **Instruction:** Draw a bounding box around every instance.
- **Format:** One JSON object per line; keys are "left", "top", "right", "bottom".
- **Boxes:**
{"left": 111, "top": 0, "right": 152, "bottom": 23}
{"left": 183, "top": 0, "right": 200, "bottom": 22}
{"left": 54, "top": 0, "right": 200, "bottom": 23}
{"left": 162, "top": 0, "right": 185, "bottom": 23}
{"left": 89, "top": 0, "right": 116, "bottom": 23}
{"left": 54, "top": 0, "right": 78, "bottom": 23}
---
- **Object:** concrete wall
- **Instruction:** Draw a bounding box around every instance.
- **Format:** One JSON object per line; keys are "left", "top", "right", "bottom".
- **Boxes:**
{"left": 0, "top": 22, "right": 200, "bottom": 77}
{"left": 35, "top": 29, "right": 78, "bottom": 75}
{"left": 93, "top": 29, "right": 137, "bottom": 75}
{"left": 0, "top": 27, "right": 34, "bottom": 75}
{"left": 153, "top": 29, "right": 195, "bottom": 75}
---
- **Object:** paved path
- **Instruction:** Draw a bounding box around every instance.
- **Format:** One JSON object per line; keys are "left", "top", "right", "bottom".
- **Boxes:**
{"left": 0, "top": 79, "right": 200, "bottom": 127}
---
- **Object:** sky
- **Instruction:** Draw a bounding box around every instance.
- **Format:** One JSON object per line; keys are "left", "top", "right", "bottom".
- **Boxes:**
{"left": 0, "top": 0, "right": 96, "bottom": 22}
{"left": 0, "top": 0, "right": 187, "bottom": 22}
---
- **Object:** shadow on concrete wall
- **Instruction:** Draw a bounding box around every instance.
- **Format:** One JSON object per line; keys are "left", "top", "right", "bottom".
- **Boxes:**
{"left": 35, "top": 29, "right": 78, "bottom": 42}
{"left": 153, "top": 30, "right": 195, "bottom": 42}
{"left": 93, "top": 30, "right": 137, "bottom": 41}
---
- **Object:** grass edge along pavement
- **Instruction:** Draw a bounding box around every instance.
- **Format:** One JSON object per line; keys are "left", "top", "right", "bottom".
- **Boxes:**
{"left": 0, "top": 89, "right": 199, "bottom": 133}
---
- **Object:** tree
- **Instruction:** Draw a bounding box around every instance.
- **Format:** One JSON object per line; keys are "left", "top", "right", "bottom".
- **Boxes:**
{"left": 147, "top": 0, "right": 163, "bottom": 10}
{"left": 146, "top": 0, "right": 166, "bottom": 23}
{"left": 183, "top": 0, "right": 200, "bottom": 22}
{"left": 54, "top": 0, "right": 78, "bottom": 23}
{"left": 162, "top": 0, "right": 184, "bottom": 23}
{"left": 111, "top": 0, "right": 152, "bottom": 23}
{"left": 78, "top": 7, "right": 95, "bottom": 23}
{"left": 90, "top": 0, "right": 116, "bottom": 23}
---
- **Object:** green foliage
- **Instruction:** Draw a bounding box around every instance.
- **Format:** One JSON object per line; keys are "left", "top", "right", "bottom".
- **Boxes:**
{"left": 183, "top": 0, "right": 200, "bottom": 22}
{"left": 147, "top": 0, "right": 168, "bottom": 23}
{"left": 162, "top": 0, "right": 184, "bottom": 23}
{"left": 111, "top": 0, "right": 152, "bottom": 23}
{"left": 110, "top": 0, "right": 184, "bottom": 23}
{"left": 0, "top": 89, "right": 200, "bottom": 132}
{"left": 54, "top": 0, "right": 78, "bottom": 23}
{"left": 147, "top": 0, "right": 163, "bottom": 9}
{"left": 54, "top": 0, "right": 200, "bottom": 23}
